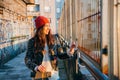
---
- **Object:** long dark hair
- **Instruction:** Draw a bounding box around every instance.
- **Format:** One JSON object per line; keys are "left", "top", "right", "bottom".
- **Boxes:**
{"left": 33, "top": 25, "right": 55, "bottom": 53}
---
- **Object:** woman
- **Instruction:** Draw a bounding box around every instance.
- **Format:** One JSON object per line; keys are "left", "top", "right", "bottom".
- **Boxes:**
{"left": 25, "top": 16, "right": 75, "bottom": 80}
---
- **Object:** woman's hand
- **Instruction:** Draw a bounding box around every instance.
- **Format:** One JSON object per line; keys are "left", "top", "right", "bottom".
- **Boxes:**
{"left": 42, "top": 50, "right": 46, "bottom": 55}
{"left": 69, "top": 42, "right": 76, "bottom": 55}
{"left": 37, "top": 65, "right": 46, "bottom": 72}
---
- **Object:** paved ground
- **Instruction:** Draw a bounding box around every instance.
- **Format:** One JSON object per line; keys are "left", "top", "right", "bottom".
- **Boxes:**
{"left": 79, "top": 65, "right": 95, "bottom": 80}
{"left": 0, "top": 52, "right": 31, "bottom": 80}
{"left": 0, "top": 51, "right": 95, "bottom": 80}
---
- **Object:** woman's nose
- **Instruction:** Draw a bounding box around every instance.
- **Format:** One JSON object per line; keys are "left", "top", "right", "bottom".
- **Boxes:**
{"left": 47, "top": 27, "right": 50, "bottom": 30}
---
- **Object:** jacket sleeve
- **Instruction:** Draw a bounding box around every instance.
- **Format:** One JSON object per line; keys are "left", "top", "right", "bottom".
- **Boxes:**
{"left": 24, "top": 39, "right": 38, "bottom": 71}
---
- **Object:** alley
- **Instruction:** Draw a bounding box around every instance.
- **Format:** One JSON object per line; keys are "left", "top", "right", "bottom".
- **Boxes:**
{"left": 0, "top": 52, "right": 31, "bottom": 80}
{"left": 0, "top": 0, "right": 120, "bottom": 80}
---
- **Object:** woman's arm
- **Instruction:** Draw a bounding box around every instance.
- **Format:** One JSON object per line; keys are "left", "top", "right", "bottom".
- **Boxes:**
{"left": 56, "top": 44, "right": 77, "bottom": 59}
{"left": 24, "top": 39, "right": 38, "bottom": 71}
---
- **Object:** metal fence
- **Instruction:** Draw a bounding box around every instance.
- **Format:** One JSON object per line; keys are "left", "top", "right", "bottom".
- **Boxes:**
{"left": 58, "top": 0, "right": 109, "bottom": 79}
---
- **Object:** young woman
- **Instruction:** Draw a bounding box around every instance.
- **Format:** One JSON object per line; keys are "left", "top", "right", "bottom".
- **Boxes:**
{"left": 24, "top": 16, "right": 75, "bottom": 80}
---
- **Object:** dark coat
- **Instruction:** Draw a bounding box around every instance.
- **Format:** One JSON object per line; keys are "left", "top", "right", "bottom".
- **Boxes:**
{"left": 24, "top": 38, "right": 57, "bottom": 72}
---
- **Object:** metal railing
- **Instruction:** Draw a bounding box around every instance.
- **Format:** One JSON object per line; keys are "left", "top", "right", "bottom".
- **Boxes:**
{"left": 78, "top": 50, "right": 109, "bottom": 80}
{"left": 56, "top": 34, "right": 109, "bottom": 80}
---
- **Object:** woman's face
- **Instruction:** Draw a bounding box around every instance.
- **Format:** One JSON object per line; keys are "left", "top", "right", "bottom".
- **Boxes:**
{"left": 43, "top": 23, "right": 50, "bottom": 35}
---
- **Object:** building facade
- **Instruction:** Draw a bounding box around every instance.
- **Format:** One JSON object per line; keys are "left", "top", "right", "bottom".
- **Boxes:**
{"left": 0, "top": 0, "right": 34, "bottom": 42}
{"left": 28, "top": 0, "right": 64, "bottom": 34}
{"left": 39, "top": 0, "right": 56, "bottom": 34}
{"left": 58, "top": 0, "right": 120, "bottom": 79}
{"left": 105, "top": 0, "right": 120, "bottom": 79}
{"left": 0, "top": 0, "right": 34, "bottom": 65}
{"left": 27, "top": 0, "right": 40, "bottom": 36}
{"left": 55, "top": 0, "right": 64, "bottom": 32}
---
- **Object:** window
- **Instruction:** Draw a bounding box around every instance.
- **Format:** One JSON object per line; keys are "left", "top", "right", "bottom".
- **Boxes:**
{"left": 35, "top": 0, "right": 39, "bottom": 4}
{"left": 56, "top": 0, "right": 61, "bottom": 2}
{"left": 0, "top": 9, "right": 3, "bottom": 14}
{"left": 46, "top": 0, "right": 51, "bottom": 1}
{"left": 35, "top": 5, "right": 40, "bottom": 11}
{"left": 27, "top": 5, "right": 34, "bottom": 12}
{"left": 88, "top": 34, "right": 92, "bottom": 39}
{"left": 44, "top": 6, "right": 51, "bottom": 12}
{"left": 56, "top": 8, "right": 60, "bottom": 13}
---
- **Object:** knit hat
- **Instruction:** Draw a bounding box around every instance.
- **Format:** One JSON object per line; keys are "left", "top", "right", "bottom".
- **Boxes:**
{"left": 35, "top": 16, "right": 49, "bottom": 29}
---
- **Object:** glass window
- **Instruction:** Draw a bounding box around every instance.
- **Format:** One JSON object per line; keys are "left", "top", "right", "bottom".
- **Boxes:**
{"left": 35, "top": 5, "right": 40, "bottom": 11}
{"left": 56, "top": 8, "right": 60, "bottom": 13}
{"left": 27, "top": 6, "right": 34, "bottom": 12}
{"left": 56, "top": 0, "right": 61, "bottom": 2}
{"left": 44, "top": 6, "right": 51, "bottom": 12}
{"left": 35, "top": 0, "right": 39, "bottom": 4}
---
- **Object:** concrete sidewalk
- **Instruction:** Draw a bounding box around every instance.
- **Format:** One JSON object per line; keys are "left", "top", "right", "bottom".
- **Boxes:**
{"left": 0, "top": 52, "right": 31, "bottom": 80}
{"left": 0, "top": 51, "right": 95, "bottom": 80}
{"left": 79, "top": 64, "right": 95, "bottom": 80}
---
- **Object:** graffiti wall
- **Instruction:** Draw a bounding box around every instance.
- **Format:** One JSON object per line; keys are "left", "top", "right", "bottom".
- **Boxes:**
{"left": 0, "top": 0, "right": 34, "bottom": 66}
{"left": 0, "top": 18, "right": 32, "bottom": 66}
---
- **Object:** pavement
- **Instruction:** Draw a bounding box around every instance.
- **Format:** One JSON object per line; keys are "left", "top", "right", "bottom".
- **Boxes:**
{"left": 79, "top": 65, "right": 95, "bottom": 80}
{"left": 0, "top": 51, "right": 95, "bottom": 80}
{"left": 0, "top": 52, "right": 31, "bottom": 80}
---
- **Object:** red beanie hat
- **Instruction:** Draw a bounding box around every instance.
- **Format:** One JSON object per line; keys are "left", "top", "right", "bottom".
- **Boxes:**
{"left": 35, "top": 16, "right": 49, "bottom": 29}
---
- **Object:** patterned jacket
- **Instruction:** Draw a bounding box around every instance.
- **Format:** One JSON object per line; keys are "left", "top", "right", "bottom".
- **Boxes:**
{"left": 24, "top": 38, "right": 58, "bottom": 72}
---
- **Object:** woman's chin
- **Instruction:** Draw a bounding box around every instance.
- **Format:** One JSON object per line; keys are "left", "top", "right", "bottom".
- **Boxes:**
{"left": 45, "top": 33, "right": 49, "bottom": 35}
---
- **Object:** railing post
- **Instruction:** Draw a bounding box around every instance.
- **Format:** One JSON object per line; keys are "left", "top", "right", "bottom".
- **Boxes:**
{"left": 70, "top": 0, "right": 72, "bottom": 43}
{"left": 108, "top": 0, "right": 114, "bottom": 79}
{"left": 100, "top": 0, "right": 103, "bottom": 72}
